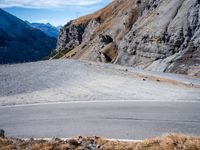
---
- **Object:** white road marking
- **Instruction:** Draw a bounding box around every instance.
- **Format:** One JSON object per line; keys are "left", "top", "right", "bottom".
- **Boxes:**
{"left": 1, "top": 99, "right": 200, "bottom": 108}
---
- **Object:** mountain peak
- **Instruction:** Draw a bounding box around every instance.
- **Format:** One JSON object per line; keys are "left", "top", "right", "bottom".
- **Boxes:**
{"left": 46, "top": 22, "right": 52, "bottom": 26}
{"left": 29, "top": 22, "right": 59, "bottom": 38}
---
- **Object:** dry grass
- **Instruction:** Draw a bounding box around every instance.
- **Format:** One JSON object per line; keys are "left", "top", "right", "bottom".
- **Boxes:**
{"left": 138, "top": 134, "right": 200, "bottom": 150}
{"left": 72, "top": 0, "right": 118, "bottom": 25}
{"left": 137, "top": 73, "right": 199, "bottom": 88}
{"left": 0, "top": 134, "right": 200, "bottom": 150}
{"left": 72, "top": 0, "right": 137, "bottom": 33}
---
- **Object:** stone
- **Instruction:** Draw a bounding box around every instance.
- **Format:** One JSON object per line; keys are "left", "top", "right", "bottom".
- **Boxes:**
{"left": 0, "top": 129, "right": 5, "bottom": 137}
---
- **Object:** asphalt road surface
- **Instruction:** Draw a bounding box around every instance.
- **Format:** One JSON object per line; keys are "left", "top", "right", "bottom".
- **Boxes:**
{"left": 0, "top": 101, "right": 200, "bottom": 140}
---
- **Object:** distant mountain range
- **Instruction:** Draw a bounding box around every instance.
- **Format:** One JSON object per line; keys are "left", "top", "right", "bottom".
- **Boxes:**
{"left": 0, "top": 9, "right": 57, "bottom": 64}
{"left": 26, "top": 21, "right": 61, "bottom": 38}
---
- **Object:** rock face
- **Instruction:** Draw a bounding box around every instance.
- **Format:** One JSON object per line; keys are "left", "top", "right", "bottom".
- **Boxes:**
{"left": 0, "top": 9, "right": 57, "bottom": 64}
{"left": 57, "top": 0, "right": 200, "bottom": 77}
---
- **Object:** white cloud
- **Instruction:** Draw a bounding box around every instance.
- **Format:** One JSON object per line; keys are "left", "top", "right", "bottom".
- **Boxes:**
{"left": 0, "top": 0, "right": 102, "bottom": 8}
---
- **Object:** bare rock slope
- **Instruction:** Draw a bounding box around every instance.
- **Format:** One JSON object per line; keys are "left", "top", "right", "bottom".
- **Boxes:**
{"left": 56, "top": 0, "right": 200, "bottom": 77}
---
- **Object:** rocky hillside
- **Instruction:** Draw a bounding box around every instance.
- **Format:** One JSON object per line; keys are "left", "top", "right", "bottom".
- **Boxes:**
{"left": 56, "top": 0, "right": 200, "bottom": 77}
{"left": 0, "top": 9, "right": 57, "bottom": 64}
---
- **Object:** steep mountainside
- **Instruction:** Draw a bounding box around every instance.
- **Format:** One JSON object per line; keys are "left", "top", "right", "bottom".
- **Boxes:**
{"left": 56, "top": 0, "right": 200, "bottom": 77}
{"left": 0, "top": 9, "right": 57, "bottom": 64}
{"left": 27, "top": 22, "right": 60, "bottom": 38}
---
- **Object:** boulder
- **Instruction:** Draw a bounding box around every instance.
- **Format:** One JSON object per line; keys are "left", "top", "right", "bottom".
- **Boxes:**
{"left": 0, "top": 129, "right": 5, "bottom": 137}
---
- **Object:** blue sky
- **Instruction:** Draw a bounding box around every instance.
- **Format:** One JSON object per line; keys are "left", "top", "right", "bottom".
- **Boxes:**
{"left": 1, "top": 0, "right": 112, "bottom": 26}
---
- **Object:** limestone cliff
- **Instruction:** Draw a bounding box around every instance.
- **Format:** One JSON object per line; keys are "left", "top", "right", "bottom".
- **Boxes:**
{"left": 56, "top": 0, "right": 200, "bottom": 77}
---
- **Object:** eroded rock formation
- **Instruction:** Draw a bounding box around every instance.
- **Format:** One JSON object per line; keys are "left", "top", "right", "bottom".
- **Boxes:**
{"left": 56, "top": 0, "right": 200, "bottom": 76}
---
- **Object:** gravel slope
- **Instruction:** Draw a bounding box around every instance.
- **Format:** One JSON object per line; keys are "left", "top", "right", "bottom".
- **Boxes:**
{"left": 0, "top": 59, "right": 199, "bottom": 106}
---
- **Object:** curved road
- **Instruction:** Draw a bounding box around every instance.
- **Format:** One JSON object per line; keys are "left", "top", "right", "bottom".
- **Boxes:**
{"left": 0, "top": 101, "right": 200, "bottom": 140}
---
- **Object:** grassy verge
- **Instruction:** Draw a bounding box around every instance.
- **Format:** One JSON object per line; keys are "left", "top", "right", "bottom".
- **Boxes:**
{"left": 43, "top": 47, "right": 73, "bottom": 60}
{"left": 0, "top": 134, "right": 200, "bottom": 150}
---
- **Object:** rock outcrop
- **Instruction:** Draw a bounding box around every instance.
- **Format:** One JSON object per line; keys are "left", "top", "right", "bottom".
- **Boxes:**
{"left": 56, "top": 0, "right": 200, "bottom": 77}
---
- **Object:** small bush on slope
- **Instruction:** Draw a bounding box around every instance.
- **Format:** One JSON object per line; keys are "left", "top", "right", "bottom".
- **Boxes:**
{"left": 44, "top": 47, "right": 73, "bottom": 60}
